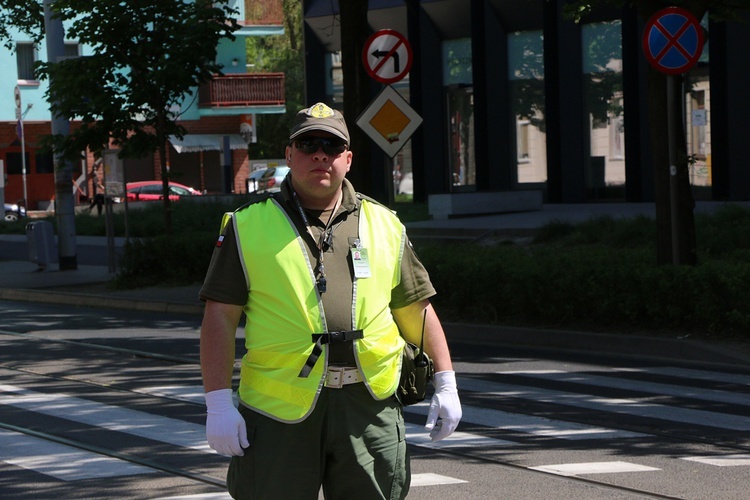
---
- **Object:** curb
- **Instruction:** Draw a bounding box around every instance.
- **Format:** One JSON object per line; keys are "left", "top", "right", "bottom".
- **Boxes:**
{"left": 444, "top": 322, "right": 750, "bottom": 370}
{"left": 0, "top": 288, "right": 205, "bottom": 316}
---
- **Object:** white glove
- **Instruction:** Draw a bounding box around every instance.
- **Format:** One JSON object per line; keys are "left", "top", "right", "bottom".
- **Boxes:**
{"left": 205, "top": 389, "right": 249, "bottom": 456}
{"left": 425, "top": 370, "right": 462, "bottom": 442}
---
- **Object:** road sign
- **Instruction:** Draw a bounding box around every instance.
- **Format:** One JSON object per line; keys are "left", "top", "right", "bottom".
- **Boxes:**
{"left": 356, "top": 85, "right": 422, "bottom": 158}
{"left": 362, "top": 29, "right": 413, "bottom": 84}
{"left": 642, "top": 7, "right": 704, "bottom": 75}
{"left": 14, "top": 86, "right": 22, "bottom": 120}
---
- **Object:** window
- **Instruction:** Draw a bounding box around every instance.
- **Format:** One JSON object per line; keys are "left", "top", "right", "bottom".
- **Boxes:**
{"left": 17, "top": 43, "right": 37, "bottom": 81}
{"left": 6, "top": 152, "right": 30, "bottom": 175}
{"left": 517, "top": 121, "right": 530, "bottom": 162}
{"left": 64, "top": 43, "right": 80, "bottom": 59}
{"left": 35, "top": 152, "right": 55, "bottom": 174}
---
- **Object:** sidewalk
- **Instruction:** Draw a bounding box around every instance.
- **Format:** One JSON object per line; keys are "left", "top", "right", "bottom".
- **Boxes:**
{"left": 2, "top": 201, "right": 750, "bottom": 369}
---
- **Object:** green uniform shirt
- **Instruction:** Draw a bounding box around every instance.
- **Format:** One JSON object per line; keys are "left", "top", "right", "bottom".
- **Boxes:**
{"left": 200, "top": 176, "right": 436, "bottom": 365}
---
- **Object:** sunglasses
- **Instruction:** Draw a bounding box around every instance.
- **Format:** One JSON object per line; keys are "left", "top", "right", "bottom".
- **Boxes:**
{"left": 294, "top": 137, "right": 348, "bottom": 156}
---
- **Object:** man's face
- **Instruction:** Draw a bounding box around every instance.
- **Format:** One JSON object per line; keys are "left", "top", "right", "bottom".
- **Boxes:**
{"left": 286, "top": 132, "right": 352, "bottom": 207}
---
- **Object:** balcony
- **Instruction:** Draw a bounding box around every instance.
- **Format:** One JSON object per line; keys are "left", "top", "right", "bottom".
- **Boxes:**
{"left": 199, "top": 73, "right": 285, "bottom": 108}
{"left": 240, "top": 0, "right": 283, "bottom": 26}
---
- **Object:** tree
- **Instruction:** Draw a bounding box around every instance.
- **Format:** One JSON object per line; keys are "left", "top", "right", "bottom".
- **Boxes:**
{"left": 245, "top": 0, "right": 305, "bottom": 159}
{"left": 0, "top": 1, "right": 44, "bottom": 49}
{"left": 565, "top": 0, "right": 750, "bottom": 265}
{"left": 33, "top": 0, "right": 239, "bottom": 234}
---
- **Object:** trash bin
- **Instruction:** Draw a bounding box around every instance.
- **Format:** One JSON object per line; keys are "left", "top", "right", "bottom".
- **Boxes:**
{"left": 26, "top": 220, "right": 56, "bottom": 269}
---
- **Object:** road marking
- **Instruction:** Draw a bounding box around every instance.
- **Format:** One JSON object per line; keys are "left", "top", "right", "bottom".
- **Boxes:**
{"left": 506, "top": 369, "right": 750, "bottom": 405}
{"left": 152, "top": 473, "right": 466, "bottom": 500}
{"left": 406, "top": 422, "right": 515, "bottom": 448}
{"left": 530, "top": 461, "right": 660, "bottom": 476}
{"left": 0, "top": 384, "right": 211, "bottom": 452}
{"left": 411, "top": 472, "right": 468, "bottom": 486}
{"left": 682, "top": 454, "right": 750, "bottom": 467}
{"left": 0, "top": 429, "right": 153, "bottom": 480}
{"left": 457, "top": 377, "right": 750, "bottom": 431}
{"left": 404, "top": 401, "right": 645, "bottom": 440}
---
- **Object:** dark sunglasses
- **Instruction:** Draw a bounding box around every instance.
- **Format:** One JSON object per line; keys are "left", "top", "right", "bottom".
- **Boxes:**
{"left": 294, "top": 137, "right": 348, "bottom": 156}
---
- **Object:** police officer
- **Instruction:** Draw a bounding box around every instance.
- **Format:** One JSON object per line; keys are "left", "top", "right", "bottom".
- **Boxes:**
{"left": 200, "top": 102, "right": 461, "bottom": 499}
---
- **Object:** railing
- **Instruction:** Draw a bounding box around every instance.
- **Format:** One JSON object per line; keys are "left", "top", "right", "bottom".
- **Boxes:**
{"left": 199, "top": 73, "right": 285, "bottom": 107}
{"left": 240, "top": 0, "right": 283, "bottom": 26}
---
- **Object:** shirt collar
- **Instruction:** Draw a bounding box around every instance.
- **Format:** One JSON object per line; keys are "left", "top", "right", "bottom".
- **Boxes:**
{"left": 280, "top": 175, "right": 360, "bottom": 214}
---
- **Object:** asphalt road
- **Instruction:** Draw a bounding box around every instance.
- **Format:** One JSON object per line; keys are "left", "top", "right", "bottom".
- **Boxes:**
{"left": 2, "top": 300, "right": 750, "bottom": 499}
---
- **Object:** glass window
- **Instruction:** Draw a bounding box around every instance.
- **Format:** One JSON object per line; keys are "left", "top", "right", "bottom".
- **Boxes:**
{"left": 35, "top": 152, "right": 55, "bottom": 174}
{"left": 6, "top": 152, "right": 30, "bottom": 175}
{"left": 582, "top": 21, "right": 625, "bottom": 199}
{"left": 443, "top": 38, "right": 475, "bottom": 191}
{"left": 442, "top": 39, "right": 473, "bottom": 86}
{"left": 64, "top": 43, "right": 80, "bottom": 58}
{"left": 508, "top": 30, "right": 547, "bottom": 184}
{"left": 16, "top": 43, "right": 37, "bottom": 81}
{"left": 446, "top": 87, "right": 475, "bottom": 189}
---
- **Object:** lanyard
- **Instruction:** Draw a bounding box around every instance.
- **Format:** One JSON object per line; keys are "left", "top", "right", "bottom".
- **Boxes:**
{"left": 292, "top": 189, "right": 342, "bottom": 293}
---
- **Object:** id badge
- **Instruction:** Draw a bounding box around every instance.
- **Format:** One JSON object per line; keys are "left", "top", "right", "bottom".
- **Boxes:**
{"left": 351, "top": 247, "right": 372, "bottom": 278}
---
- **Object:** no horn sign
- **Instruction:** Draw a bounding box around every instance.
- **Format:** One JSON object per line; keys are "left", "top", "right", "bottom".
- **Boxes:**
{"left": 642, "top": 7, "right": 704, "bottom": 75}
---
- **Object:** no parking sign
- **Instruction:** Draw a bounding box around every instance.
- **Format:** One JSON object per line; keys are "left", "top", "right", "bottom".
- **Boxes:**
{"left": 642, "top": 7, "right": 704, "bottom": 75}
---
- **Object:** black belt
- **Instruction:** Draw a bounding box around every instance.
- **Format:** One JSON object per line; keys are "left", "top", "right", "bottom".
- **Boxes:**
{"left": 312, "top": 330, "right": 364, "bottom": 345}
{"left": 298, "top": 330, "right": 364, "bottom": 378}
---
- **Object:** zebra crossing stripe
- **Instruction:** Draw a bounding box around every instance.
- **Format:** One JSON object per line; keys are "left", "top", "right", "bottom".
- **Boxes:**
{"left": 0, "top": 384, "right": 211, "bottom": 452}
{"left": 152, "top": 473, "right": 467, "bottom": 499}
{"left": 506, "top": 369, "right": 750, "bottom": 405}
{"left": 0, "top": 429, "right": 153, "bottom": 480}
{"left": 405, "top": 422, "right": 514, "bottom": 448}
{"left": 404, "top": 400, "right": 645, "bottom": 440}
{"left": 682, "top": 454, "right": 750, "bottom": 467}
{"left": 529, "top": 461, "right": 660, "bottom": 476}
{"left": 456, "top": 377, "right": 750, "bottom": 431}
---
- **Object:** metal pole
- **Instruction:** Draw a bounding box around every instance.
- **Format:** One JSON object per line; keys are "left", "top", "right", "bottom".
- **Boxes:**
{"left": 20, "top": 116, "right": 28, "bottom": 209}
{"left": 43, "top": 0, "right": 77, "bottom": 270}
{"left": 667, "top": 75, "right": 680, "bottom": 265}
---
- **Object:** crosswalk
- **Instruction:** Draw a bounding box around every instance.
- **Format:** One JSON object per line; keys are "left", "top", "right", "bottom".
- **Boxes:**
{"left": 1, "top": 363, "right": 750, "bottom": 495}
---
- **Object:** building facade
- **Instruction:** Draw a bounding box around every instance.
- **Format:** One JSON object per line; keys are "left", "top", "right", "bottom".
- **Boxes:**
{"left": 302, "top": 0, "right": 750, "bottom": 208}
{"left": 1, "top": 0, "right": 286, "bottom": 211}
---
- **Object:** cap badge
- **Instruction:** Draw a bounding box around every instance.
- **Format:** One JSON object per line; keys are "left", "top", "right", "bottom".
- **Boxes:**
{"left": 308, "top": 103, "right": 335, "bottom": 119}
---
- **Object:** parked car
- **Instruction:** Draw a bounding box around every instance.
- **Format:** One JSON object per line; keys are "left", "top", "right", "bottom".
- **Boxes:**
{"left": 256, "top": 166, "right": 290, "bottom": 193}
{"left": 4, "top": 202, "right": 27, "bottom": 222}
{"left": 246, "top": 168, "right": 269, "bottom": 193}
{"left": 124, "top": 181, "right": 202, "bottom": 202}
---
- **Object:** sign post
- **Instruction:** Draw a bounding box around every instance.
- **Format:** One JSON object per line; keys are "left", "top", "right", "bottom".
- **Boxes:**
{"left": 642, "top": 7, "right": 704, "bottom": 264}
{"left": 361, "top": 30, "right": 419, "bottom": 203}
{"left": 14, "top": 86, "right": 28, "bottom": 210}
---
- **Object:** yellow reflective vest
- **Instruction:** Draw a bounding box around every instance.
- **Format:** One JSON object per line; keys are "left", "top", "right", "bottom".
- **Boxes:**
{"left": 223, "top": 195, "right": 406, "bottom": 422}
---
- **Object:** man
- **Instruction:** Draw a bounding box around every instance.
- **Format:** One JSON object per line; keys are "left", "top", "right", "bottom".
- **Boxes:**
{"left": 200, "top": 102, "right": 461, "bottom": 499}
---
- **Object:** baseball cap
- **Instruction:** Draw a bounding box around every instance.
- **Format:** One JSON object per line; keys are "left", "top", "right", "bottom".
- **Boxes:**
{"left": 289, "top": 102, "right": 350, "bottom": 144}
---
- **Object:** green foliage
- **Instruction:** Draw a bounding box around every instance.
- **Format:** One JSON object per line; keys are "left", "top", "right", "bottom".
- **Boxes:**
{"left": 35, "top": 0, "right": 240, "bottom": 162}
{"left": 246, "top": 0, "right": 305, "bottom": 159}
{"left": 114, "top": 231, "right": 216, "bottom": 288}
{"left": 0, "top": 0, "right": 44, "bottom": 50}
{"left": 8, "top": 200, "right": 750, "bottom": 337}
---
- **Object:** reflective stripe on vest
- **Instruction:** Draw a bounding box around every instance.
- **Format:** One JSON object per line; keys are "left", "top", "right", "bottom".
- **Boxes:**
{"left": 227, "top": 197, "right": 405, "bottom": 422}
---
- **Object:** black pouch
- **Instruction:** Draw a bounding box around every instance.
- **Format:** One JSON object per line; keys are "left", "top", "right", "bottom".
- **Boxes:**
{"left": 397, "top": 341, "right": 434, "bottom": 406}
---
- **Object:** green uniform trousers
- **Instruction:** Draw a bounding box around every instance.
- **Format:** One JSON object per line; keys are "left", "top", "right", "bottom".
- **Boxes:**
{"left": 227, "top": 382, "right": 410, "bottom": 499}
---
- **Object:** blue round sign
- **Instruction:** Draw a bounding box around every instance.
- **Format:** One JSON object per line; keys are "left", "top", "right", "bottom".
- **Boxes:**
{"left": 642, "top": 7, "right": 704, "bottom": 75}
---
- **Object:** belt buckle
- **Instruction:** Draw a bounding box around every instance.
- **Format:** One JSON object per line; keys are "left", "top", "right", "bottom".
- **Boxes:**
{"left": 325, "top": 367, "right": 345, "bottom": 389}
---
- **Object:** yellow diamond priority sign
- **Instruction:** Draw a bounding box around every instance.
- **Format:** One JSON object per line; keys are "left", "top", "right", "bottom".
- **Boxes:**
{"left": 356, "top": 86, "right": 422, "bottom": 158}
